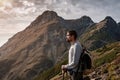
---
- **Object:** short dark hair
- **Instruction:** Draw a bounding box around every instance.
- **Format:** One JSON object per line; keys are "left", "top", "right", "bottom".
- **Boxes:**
{"left": 67, "top": 30, "right": 78, "bottom": 40}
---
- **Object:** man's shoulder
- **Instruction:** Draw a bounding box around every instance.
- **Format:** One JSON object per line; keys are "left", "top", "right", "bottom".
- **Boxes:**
{"left": 74, "top": 41, "right": 82, "bottom": 47}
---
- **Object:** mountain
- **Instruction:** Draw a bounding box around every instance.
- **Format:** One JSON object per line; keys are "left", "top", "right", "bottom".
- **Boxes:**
{"left": 80, "top": 16, "right": 120, "bottom": 50}
{"left": 0, "top": 10, "right": 94, "bottom": 80}
{"left": 36, "top": 16, "right": 120, "bottom": 80}
{"left": 0, "top": 10, "right": 120, "bottom": 80}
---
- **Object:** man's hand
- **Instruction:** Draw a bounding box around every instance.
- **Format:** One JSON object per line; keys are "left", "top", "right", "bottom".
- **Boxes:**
{"left": 61, "top": 65, "right": 67, "bottom": 73}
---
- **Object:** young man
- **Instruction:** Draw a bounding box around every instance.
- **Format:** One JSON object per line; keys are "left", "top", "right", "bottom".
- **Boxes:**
{"left": 61, "top": 30, "right": 83, "bottom": 80}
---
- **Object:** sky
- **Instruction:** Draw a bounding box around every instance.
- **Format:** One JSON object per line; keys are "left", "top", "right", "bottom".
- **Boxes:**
{"left": 0, "top": 0, "right": 120, "bottom": 47}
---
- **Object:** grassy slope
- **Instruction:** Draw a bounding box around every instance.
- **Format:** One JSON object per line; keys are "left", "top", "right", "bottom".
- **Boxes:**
{"left": 33, "top": 41, "right": 120, "bottom": 80}
{"left": 90, "top": 42, "right": 120, "bottom": 79}
{"left": 93, "top": 42, "right": 120, "bottom": 67}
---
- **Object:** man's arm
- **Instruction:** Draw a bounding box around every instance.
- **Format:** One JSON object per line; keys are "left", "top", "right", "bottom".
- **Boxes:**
{"left": 64, "top": 44, "right": 82, "bottom": 69}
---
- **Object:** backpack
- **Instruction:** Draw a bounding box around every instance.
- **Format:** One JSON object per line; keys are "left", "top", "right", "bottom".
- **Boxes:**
{"left": 80, "top": 49, "right": 92, "bottom": 70}
{"left": 76, "top": 48, "right": 92, "bottom": 73}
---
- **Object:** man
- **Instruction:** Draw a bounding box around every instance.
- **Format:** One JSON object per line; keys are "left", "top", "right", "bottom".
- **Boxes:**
{"left": 61, "top": 30, "right": 83, "bottom": 80}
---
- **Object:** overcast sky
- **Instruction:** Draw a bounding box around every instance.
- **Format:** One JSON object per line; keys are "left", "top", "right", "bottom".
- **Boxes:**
{"left": 0, "top": 0, "right": 120, "bottom": 47}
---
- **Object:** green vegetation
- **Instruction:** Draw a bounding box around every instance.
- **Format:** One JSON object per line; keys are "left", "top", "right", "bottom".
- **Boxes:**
{"left": 94, "top": 51, "right": 117, "bottom": 67}
{"left": 34, "top": 42, "right": 120, "bottom": 80}
{"left": 94, "top": 42, "right": 120, "bottom": 67}
{"left": 96, "top": 45, "right": 109, "bottom": 53}
{"left": 34, "top": 58, "right": 67, "bottom": 80}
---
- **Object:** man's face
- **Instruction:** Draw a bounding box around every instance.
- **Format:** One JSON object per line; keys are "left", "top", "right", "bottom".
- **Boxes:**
{"left": 66, "top": 32, "right": 72, "bottom": 42}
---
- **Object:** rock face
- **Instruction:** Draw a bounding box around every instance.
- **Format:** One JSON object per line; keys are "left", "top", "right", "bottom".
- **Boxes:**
{"left": 80, "top": 16, "right": 120, "bottom": 50}
{"left": 0, "top": 10, "right": 94, "bottom": 80}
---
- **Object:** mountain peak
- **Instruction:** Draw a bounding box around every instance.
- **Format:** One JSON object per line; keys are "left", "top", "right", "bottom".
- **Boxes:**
{"left": 81, "top": 15, "right": 91, "bottom": 19}
{"left": 41, "top": 10, "right": 58, "bottom": 17}
{"left": 100, "top": 16, "right": 117, "bottom": 26}
{"left": 80, "top": 15, "right": 94, "bottom": 23}
{"left": 31, "top": 10, "right": 62, "bottom": 26}
{"left": 40, "top": 10, "right": 61, "bottom": 21}
{"left": 105, "top": 16, "right": 113, "bottom": 20}
{"left": 76, "top": 15, "right": 94, "bottom": 25}
{"left": 104, "top": 16, "right": 115, "bottom": 22}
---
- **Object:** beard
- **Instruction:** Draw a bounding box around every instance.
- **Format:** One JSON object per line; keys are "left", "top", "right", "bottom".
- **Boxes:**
{"left": 66, "top": 38, "right": 71, "bottom": 43}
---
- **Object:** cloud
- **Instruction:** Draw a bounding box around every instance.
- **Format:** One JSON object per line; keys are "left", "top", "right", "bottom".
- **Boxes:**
{"left": 0, "top": 0, "right": 120, "bottom": 47}
{"left": 0, "top": 0, "right": 36, "bottom": 17}
{"left": 1, "top": 0, "right": 120, "bottom": 33}
{"left": 0, "top": 0, "right": 120, "bottom": 21}
{"left": 61, "top": 0, "right": 120, "bottom": 22}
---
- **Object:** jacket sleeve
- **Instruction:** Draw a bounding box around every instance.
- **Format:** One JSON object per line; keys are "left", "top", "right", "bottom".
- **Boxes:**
{"left": 65, "top": 44, "right": 82, "bottom": 69}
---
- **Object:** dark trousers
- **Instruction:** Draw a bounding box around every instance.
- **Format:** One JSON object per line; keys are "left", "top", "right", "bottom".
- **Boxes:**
{"left": 69, "top": 71, "right": 83, "bottom": 80}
